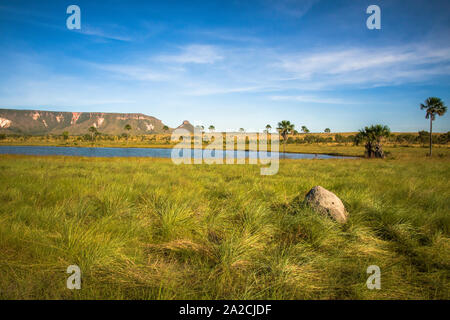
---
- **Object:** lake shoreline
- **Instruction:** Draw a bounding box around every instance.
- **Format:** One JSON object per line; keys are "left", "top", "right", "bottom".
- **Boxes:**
{"left": 0, "top": 142, "right": 362, "bottom": 158}
{"left": 0, "top": 145, "right": 359, "bottom": 159}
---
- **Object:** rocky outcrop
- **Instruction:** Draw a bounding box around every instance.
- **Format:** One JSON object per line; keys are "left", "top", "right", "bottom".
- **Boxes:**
{"left": 176, "top": 120, "right": 194, "bottom": 133}
{"left": 0, "top": 117, "right": 11, "bottom": 128}
{"left": 305, "top": 186, "right": 348, "bottom": 223}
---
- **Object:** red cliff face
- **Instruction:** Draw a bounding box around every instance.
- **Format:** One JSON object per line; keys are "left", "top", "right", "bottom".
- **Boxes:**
{"left": 0, "top": 117, "right": 12, "bottom": 128}
{"left": 0, "top": 109, "right": 174, "bottom": 135}
{"left": 71, "top": 112, "right": 81, "bottom": 124}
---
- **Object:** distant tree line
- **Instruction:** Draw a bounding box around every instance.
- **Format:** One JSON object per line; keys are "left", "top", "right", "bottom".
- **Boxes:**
{"left": 1, "top": 131, "right": 450, "bottom": 145}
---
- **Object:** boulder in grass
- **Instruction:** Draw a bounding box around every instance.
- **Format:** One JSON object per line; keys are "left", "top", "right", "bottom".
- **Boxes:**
{"left": 305, "top": 186, "right": 348, "bottom": 223}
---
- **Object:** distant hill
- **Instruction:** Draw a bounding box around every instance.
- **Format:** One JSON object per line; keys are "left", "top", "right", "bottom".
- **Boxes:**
{"left": 0, "top": 109, "right": 181, "bottom": 135}
{"left": 176, "top": 120, "right": 195, "bottom": 133}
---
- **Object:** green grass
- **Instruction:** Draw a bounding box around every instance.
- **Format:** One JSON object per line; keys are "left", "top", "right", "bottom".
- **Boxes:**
{"left": 0, "top": 154, "right": 449, "bottom": 299}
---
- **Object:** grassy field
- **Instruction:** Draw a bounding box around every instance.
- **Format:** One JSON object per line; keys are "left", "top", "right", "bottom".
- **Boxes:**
{"left": 0, "top": 150, "right": 449, "bottom": 299}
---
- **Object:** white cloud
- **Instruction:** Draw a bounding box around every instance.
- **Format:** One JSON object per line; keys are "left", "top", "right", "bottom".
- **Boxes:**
{"left": 183, "top": 84, "right": 269, "bottom": 96}
{"left": 158, "top": 43, "right": 450, "bottom": 96}
{"left": 159, "top": 45, "right": 223, "bottom": 64}
{"left": 92, "top": 63, "right": 171, "bottom": 81}
{"left": 276, "top": 45, "right": 450, "bottom": 86}
{"left": 269, "top": 95, "right": 350, "bottom": 104}
{"left": 186, "top": 29, "right": 262, "bottom": 44}
{"left": 77, "top": 25, "right": 133, "bottom": 42}
{"left": 77, "top": 23, "right": 165, "bottom": 42}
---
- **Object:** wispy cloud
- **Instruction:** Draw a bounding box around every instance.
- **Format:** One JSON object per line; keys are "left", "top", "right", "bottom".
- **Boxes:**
{"left": 77, "top": 25, "right": 133, "bottom": 42}
{"left": 160, "top": 43, "right": 450, "bottom": 96}
{"left": 75, "top": 41, "right": 450, "bottom": 98}
{"left": 158, "top": 45, "right": 224, "bottom": 64}
{"left": 187, "top": 29, "right": 262, "bottom": 44}
{"left": 183, "top": 84, "right": 271, "bottom": 96}
{"left": 274, "top": 45, "right": 450, "bottom": 88}
{"left": 267, "top": 0, "right": 320, "bottom": 18}
{"left": 92, "top": 63, "right": 171, "bottom": 81}
{"left": 77, "top": 22, "right": 165, "bottom": 42}
{"left": 269, "top": 95, "right": 351, "bottom": 104}
{"left": 0, "top": 5, "right": 135, "bottom": 42}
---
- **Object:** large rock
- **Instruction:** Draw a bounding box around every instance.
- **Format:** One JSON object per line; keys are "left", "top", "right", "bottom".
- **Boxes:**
{"left": 305, "top": 186, "right": 347, "bottom": 223}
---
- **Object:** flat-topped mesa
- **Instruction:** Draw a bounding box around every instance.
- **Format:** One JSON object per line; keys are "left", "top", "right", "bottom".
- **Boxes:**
{"left": 0, "top": 108, "right": 172, "bottom": 135}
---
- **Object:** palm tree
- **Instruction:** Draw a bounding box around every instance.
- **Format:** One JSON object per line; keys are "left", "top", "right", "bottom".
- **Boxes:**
{"left": 301, "top": 125, "right": 310, "bottom": 133}
{"left": 239, "top": 128, "right": 245, "bottom": 132}
{"left": 277, "top": 120, "right": 295, "bottom": 155}
{"left": 420, "top": 97, "right": 447, "bottom": 156}
{"left": 88, "top": 126, "right": 98, "bottom": 143}
{"left": 162, "top": 125, "right": 169, "bottom": 133}
{"left": 265, "top": 124, "right": 272, "bottom": 133}
{"left": 355, "top": 124, "right": 390, "bottom": 158}
{"left": 124, "top": 124, "right": 132, "bottom": 144}
{"left": 324, "top": 128, "right": 331, "bottom": 133}
{"left": 208, "top": 125, "right": 215, "bottom": 132}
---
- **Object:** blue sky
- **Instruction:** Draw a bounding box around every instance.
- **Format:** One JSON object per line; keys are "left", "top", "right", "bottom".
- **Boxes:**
{"left": 0, "top": 0, "right": 449, "bottom": 132}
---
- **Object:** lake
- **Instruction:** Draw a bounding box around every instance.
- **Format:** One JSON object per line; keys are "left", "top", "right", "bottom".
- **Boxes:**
{"left": 0, "top": 145, "right": 356, "bottom": 160}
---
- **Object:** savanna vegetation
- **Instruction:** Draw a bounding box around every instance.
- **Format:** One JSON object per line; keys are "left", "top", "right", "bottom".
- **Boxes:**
{"left": 0, "top": 131, "right": 449, "bottom": 154}
{"left": 0, "top": 150, "right": 449, "bottom": 299}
